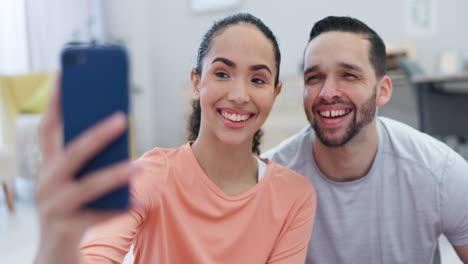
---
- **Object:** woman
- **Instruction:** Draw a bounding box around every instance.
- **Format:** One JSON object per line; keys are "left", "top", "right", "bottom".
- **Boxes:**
{"left": 36, "top": 13, "right": 316, "bottom": 264}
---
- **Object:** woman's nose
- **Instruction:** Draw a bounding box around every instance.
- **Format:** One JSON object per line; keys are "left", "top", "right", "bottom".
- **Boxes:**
{"left": 227, "top": 81, "right": 250, "bottom": 104}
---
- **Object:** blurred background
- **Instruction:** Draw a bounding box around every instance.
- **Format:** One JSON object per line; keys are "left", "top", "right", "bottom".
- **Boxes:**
{"left": 1, "top": 0, "right": 467, "bottom": 263}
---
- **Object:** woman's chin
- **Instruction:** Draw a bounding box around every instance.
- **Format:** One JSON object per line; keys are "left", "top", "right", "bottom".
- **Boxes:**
{"left": 216, "top": 133, "right": 253, "bottom": 148}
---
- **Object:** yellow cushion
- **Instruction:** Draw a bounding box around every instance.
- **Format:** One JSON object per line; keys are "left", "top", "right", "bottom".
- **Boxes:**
{"left": 0, "top": 80, "right": 17, "bottom": 146}
{"left": 0, "top": 77, "right": 19, "bottom": 118}
{"left": 16, "top": 74, "right": 53, "bottom": 113}
{"left": 1, "top": 73, "right": 54, "bottom": 114}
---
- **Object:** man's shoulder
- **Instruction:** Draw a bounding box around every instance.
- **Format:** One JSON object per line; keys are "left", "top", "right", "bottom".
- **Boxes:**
{"left": 379, "top": 117, "right": 450, "bottom": 155}
{"left": 378, "top": 117, "right": 461, "bottom": 176}
{"left": 262, "top": 125, "right": 313, "bottom": 168}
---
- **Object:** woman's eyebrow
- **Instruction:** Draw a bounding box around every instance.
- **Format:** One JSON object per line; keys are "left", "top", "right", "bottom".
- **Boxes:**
{"left": 212, "top": 57, "right": 235, "bottom": 67}
{"left": 250, "top": 64, "right": 271, "bottom": 75}
{"left": 212, "top": 57, "right": 272, "bottom": 75}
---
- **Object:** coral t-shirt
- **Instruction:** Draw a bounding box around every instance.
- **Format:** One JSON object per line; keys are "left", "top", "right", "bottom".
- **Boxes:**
{"left": 80, "top": 143, "right": 316, "bottom": 263}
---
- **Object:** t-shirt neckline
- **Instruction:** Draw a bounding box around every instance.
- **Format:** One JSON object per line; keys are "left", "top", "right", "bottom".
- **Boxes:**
{"left": 183, "top": 142, "right": 273, "bottom": 201}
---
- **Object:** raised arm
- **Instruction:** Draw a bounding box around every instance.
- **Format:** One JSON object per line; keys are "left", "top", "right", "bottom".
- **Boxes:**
{"left": 35, "top": 84, "right": 141, "bottom": 264}
{"left": 79, "top": 194, "right": 146, "bottom": 263}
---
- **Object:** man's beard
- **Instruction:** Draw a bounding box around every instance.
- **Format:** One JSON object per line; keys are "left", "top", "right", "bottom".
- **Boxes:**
{"left": 306, "top": 87, "right": 377, "bottom": 148}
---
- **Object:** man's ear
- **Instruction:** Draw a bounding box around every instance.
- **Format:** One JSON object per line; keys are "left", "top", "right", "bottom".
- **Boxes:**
{"left": 376, "top": 75, "right": 392, "bottom": 107}
{"left": 190, "top": 69, "right": 200, "bottom": 100}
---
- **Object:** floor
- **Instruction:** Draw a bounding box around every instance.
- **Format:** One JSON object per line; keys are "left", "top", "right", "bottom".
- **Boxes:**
{"left": 1, "top": 72, "right": 466, "bottom": 263}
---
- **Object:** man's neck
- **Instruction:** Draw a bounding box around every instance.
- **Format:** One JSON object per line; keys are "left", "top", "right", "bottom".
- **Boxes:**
{"left": 312, "top": 121, "right": 380, "bottom": 182}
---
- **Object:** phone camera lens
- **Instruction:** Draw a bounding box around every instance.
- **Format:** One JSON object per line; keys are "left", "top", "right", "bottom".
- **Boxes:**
{"left": 63, "top": 53, "right": 76, "bottom": 64}
{"left": 63, "top": 53, "right": 87, "bottom": 64}
{"left": 77, "top": 54, "right": 87, "bottom": 64}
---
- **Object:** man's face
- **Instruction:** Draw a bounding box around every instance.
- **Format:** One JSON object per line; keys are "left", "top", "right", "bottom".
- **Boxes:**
{"left": 303, "top": 31, "right": 380, "bottom": 147}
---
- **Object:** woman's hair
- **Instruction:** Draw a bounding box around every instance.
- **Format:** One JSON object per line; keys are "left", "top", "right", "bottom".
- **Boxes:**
{"left": 188, "top": 13, "right": 281, "bottom": 155}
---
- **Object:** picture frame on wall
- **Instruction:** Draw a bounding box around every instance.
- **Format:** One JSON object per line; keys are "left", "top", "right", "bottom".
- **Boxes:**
{"left": 405, "top": 0, "right": 437, "bottom": 36}
{"left": 190, "top": 0, "right": 242, "bottom": 14}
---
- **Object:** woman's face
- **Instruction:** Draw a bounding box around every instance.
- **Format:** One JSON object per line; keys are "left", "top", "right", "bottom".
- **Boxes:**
{"left": 191, "top": 23, "right": 281, "bottom": 148}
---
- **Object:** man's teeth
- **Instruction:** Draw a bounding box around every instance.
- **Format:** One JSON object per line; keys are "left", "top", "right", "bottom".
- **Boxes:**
{"left": 319, "top": 109, "right": 350, "bottom": 118}
{"left": 221, "top": 112, "right": 250, "bottom": 122}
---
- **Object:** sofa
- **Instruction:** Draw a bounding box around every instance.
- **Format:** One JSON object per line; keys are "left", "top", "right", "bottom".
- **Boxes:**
{"left": 0, "top": 72, "right": 55, "bottom": 212}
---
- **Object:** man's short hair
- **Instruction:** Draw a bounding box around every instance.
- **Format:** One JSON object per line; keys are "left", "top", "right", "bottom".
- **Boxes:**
{"left": 308, "top": 16, "right": 387, "bottom": 77}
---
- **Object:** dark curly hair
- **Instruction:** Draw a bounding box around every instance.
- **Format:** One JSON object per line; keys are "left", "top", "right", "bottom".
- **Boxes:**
{"left": 188, "top": 13, "right": 281, "bottom": 155}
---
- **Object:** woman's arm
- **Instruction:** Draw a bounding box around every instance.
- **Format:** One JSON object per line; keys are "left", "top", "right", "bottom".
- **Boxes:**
{"left": 35, "top": 85, "right": 141, "bottom": 264}
{"left": 454, "top": 244, "right": 468, "bottom": 263}
{"left": 79, "top": 200, "right": 146, "bottom": 263}
{"left": 267, "top": 190, "right": 317, "bottom": 264}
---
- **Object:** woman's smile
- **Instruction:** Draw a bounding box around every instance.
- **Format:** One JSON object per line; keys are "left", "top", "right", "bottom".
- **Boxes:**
{"left": 218, "top": 107, "right": 256, "bottom": 128}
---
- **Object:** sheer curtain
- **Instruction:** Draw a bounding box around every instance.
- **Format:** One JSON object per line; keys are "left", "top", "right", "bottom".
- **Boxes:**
{"left": 25, "top": 0, "right": 92, "bottom": 72}
{"left": 0, "top": 0, "right": 27, "bottom": 147}
{"left": 0, "top": 0, "right": 103, "bottom": 151}
{"left": 0, "top": 0, "right": 100, "bottom": 74}
{"left": 0, "top": 0, "right": 29, "bottom": 74}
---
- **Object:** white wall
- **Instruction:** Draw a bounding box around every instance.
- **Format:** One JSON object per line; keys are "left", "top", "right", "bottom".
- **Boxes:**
{"left": 103, "top": 0, "right": 468, "bottom": 153}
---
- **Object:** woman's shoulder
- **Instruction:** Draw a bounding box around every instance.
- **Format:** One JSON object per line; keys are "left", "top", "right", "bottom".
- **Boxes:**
{"left": 137, "top": 143, "right": 190, "bottom": 168}
{"left": 127, "top": 144, "right": 191, "bottom": 209}
{"left": 263, "top": 159, "right": 316, "bottom": 198}
{"left": 131, "top": 144, "right": 188, "bottom": 188}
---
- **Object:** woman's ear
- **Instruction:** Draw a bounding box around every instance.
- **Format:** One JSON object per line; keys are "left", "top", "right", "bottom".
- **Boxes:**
{"left": 376, "top": 75, "right": 392, "bottom": 107}
{"left": 274, "top": 81, "right": 282, "bottom": 98}
{"left": 190, "top": 69, "right": 201, "bottom": 100}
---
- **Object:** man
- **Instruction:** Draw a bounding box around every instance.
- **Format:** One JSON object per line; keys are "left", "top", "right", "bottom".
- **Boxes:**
{"left": 263, "top": 16, "right": 468, "bottom": 263}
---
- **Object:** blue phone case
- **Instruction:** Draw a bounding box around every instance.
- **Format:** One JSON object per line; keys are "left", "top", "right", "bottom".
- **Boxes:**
{"left": 61, "top": 44, "right": 130, "bottom": 210}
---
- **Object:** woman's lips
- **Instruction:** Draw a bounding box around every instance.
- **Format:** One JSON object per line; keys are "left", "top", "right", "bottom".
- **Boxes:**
{"left": 218, "top": 108, "right": 255, "bottom": 129}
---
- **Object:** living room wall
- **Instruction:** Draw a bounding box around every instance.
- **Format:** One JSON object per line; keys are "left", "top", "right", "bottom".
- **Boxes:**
{"left": 104, "top": 0, "right": 468, "bottom": 153}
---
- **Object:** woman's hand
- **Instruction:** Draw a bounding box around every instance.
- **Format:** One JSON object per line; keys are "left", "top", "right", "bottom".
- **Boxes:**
{"left": 35, "top": 83, "right": 139, "bottom": 264}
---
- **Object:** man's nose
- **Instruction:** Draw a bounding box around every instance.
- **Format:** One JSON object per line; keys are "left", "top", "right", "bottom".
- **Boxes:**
{"left": 318, "top": 77, "right": 341, "bottom": 100}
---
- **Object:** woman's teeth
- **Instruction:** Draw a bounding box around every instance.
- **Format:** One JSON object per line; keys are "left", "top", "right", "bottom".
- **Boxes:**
{"left": 221, "top": 112, "right": 250, "bottom": 122}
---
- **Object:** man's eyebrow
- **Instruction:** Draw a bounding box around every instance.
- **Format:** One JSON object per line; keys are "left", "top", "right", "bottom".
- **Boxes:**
{"left": 338, "top": 62, "right": 364, "bottom": 73}
{"left": 250, "top": 64, "right": 272, "bottom": 75}
{"left": 304, "top": 65, "right": 319, "bottom": 75}
{"left": 212, "top": 57, "right": 236, "bottom": 67}
{"left": 304, "top": 63, "right": 365, "bottom": 75}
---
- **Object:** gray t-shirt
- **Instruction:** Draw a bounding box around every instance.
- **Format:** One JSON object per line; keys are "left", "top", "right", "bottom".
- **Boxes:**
{"left": 262, "top": 117, "right": 468, "bottom": 264}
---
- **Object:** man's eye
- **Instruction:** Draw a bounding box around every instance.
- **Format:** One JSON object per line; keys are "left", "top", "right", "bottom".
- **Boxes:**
{"left": 215, "top": 72, "right": 229, "bottom": 78}
{"left": 343, "top": 73, "right": 358, "bottom": 79}
{"left": 306, "top": 75, "right": 321, "bottom": 83}
{"left": 252, "top": 78, "right": 265, "bottom": 84}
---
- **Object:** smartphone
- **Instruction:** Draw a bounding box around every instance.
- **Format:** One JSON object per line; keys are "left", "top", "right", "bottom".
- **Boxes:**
{"left": 61, "top": 44, "right": 130, "bottom": 210}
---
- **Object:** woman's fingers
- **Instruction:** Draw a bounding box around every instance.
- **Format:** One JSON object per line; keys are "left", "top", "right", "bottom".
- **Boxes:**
{"left": 65, "top": 161, "right": 139, "bottom": 211}
{"left": 39, "top": 81, "right": 63, "bottom": 166}
{"left": 37, "top": 161, "right": 137, "bottom": 225}
{"left": 52, "top": 111, "right": 127, "bottom": 182}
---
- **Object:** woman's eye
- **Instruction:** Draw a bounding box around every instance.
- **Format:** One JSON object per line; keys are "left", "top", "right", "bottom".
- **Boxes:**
{"left": 252, "top": 78, "right": 265, "bottom": 84}
{"left": 215, "top": 72, "right": 229, "bottom": 78}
